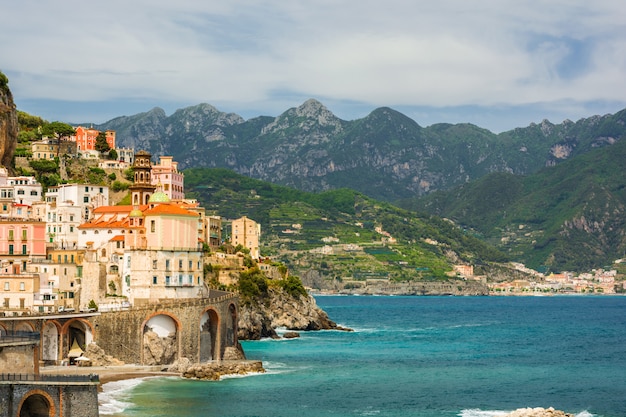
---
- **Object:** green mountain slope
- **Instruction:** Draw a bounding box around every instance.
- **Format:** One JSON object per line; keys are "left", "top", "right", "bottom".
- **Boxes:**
{"left": 405, "top": 138, "right": 626, "bottom": 272}
{"left": 184, "top": 168, "right": 507, "bottom": 285}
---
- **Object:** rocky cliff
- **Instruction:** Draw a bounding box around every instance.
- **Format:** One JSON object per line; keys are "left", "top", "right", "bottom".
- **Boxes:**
{"left": 238, "top": 288, "right": 349, "bottom": 340}
{"left": 0, "top": 72, "right": 17, "bottom": 170}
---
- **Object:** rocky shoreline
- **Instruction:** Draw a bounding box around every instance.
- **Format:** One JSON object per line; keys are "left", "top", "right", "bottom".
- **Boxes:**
{"left": 237, "top": 288, "right": 353, "bottom": 340}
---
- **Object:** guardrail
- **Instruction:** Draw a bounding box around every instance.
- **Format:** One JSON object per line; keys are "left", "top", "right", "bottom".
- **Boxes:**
{"left": 0, "top": 373, "right": 99, "bottom": 383}
{"left": 0, "top": 331, "right": 40, "bottom": 343}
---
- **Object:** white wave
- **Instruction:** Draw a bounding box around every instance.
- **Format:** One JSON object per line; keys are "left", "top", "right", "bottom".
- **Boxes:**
{"left": 98, "top": 377, "right": 148, "bottom": 415}
{"left": 459, "top": 409, "right": 510, "bottom": 417}
{"left": 459, "top": 409, "right": 595, "bottom": 417}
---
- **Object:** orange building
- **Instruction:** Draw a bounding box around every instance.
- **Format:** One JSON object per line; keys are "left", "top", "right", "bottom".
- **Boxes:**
{"left": 73, "top": 126, "right": 116, "bottom": 152}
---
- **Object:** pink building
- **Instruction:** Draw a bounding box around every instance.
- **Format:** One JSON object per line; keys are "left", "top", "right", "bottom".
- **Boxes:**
{"left": 151, "top": 156, "right": 185, "bottom": 200}
{"left": 0, "top": 220, "right": 47, "bottom": 272}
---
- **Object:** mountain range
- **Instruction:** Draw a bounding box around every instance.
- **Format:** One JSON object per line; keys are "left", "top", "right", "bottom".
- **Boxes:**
{"left": 97, "top": 100, "right": 626, "bottom": 202}
{"left": 95, "top": 100, "right": 626, "bottom": 272}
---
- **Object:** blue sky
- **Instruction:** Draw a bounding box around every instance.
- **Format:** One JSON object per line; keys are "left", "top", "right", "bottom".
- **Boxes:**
{"left": 2, "top": 1, "right": 625, "bottom": 133}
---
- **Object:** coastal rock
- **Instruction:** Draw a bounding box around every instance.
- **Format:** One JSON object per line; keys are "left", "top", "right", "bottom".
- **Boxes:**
{"left": 84, "top": 343, "right": 125, "bottom": 366}
{"left": 283, "top": 331, "right": 300, "bottom": 339}
{"left": 238, "top": 287, "right": 352, "bottom": 340}
{"left": 142, "top": 330, "right": 177, "bottom": 365}
{"left": 223, "top": 346, "right": 246, "bottom": 361}
{"left": 182, "top": 360, "right": 265, "bottom": 381}
{"left": 498, "top": 407, "right": 574, "bottom": 417}
{"left": 168, "top": 357, "right": 192, "bottom": 373}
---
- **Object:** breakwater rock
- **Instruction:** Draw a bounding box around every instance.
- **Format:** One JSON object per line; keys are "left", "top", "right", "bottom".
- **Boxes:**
{"left": 181, "top": 360, "right": 265, "bottom": 380}
{"left": 498, "top": 407, "right": 574, "bottom": 417}
{"left": 238, "top": 287, "right": 352, "bottom": 340}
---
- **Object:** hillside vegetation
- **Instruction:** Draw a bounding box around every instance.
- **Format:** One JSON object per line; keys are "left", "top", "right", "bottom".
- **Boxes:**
{"left": 406, "top": 137, "right": 626, "bottom": 272}
{"left": 185, "top": 168, "right": 507, "bottom": 288}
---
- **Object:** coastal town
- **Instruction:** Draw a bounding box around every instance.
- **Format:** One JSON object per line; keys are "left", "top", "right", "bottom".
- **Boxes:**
{"left": 2, "top": 125, "right": 267, "bottom": 317}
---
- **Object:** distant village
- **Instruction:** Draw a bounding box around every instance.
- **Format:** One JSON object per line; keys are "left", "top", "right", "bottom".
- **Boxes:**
{"left": 1, "top": 125, "right": 266, "bottom": 317}
{"left": 487, "top": 263, "right": 623, "bottom": 295}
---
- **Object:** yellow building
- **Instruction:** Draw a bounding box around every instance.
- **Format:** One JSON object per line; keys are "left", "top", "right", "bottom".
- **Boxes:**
{"left": 231, "top": 216, "right": 261, "bottom": 259}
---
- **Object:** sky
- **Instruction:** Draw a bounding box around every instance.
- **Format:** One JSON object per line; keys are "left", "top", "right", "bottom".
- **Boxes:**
{"left": 2, "top": 0, "right": 625, "bottom": 133}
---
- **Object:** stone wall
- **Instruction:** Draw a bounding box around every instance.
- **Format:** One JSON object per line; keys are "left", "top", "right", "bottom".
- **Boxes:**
{"left": 0, "top": 344, "right": 36, "bottom": 374}
{"left": 0, "top": 380, "right": 99, "bottom": 417}
{"left": 89, "top": 292, "right": 239, "bottom": 364}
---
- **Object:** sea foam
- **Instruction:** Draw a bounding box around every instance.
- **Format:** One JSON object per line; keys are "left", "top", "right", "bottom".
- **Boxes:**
{"left": 98, "top": 378, "right": 150, "bottom": 415}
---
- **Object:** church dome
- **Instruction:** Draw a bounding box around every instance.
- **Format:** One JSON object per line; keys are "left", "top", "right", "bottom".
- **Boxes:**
{"left": 129, "top": 208, "right": 143, "bottom": 217}
{"left": 148, "top": 190, "right": 170, "bottom": 203}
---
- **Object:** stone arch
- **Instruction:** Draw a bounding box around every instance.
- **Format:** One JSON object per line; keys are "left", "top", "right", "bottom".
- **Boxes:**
{"left": 199, "top": 308, "right": 220, "bottom": 362}
{"left": 141, "top": 312, "right": 181, "bottom": 365}
{"left": 18, "top": 389, "right": 56, "bottom": 417}
{"left": 15, "top": 322, "right": 35, "bottom": 332}
{"left": 41, "top": 321, "right": 62, "bottom": 364}
{"left": 61, "top": 319, "right": 95, "bottom": 364}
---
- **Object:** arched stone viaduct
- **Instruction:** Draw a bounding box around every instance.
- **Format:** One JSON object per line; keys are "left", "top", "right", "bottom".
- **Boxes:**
{"left": 90, "top": 290, "right": 240, "bottom": 365}
{"left": 0, "top": 289, "right": 240, "bottom": 367}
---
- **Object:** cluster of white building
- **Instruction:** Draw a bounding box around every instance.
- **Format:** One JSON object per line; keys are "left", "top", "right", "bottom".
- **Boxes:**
{"left": 0, "top": 152, "right": 261, "bottom": 316}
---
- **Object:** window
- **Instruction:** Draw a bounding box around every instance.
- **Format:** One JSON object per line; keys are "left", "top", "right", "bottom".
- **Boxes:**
{"left": 153, "top": 276, "right": 158, "bottom": 285}
{"left": 30, "top": 190, "right": 38, "bottom": 196}
{"left": 70, "top": 226, "right": 74, "bottom": 233}
{"left": 189, "top": 260, "right": 193, "bottom": 270}
{"left": 22, "top": 229, "right": 27, "bottom": 240}
{"left": 8, "top": 230, "right": 13, "bottom": 240}
{"left": 8, "top": 244, "right": 13, "bottom": 255}
{"left": 151, "top": 220, "right": 156, "bottom": 233}
{"left": 165, "top": 276, "right": 170, "bottom": 286}
{"left": 179, "top": 259, "right": 183, "bottom": 269}
{"left": 85, "top": 186, "right": 89, "bottom": 192}
{"left": 22, "top": 245, "right": 27, "bottom": 255}
{"left": 17, "top": 189, "right": 25, "bottom": 195}
{"left": 84, "top": 196, "right": 89, "bottom": 203}
{"left": 3, "top": 282, "right": 9, "bottom": 291}
{"left": 70, "top": 215, "right": 74, "bottom": 221}
{"left": 19, "top": 282, "right": 25, "bottom": 291}
{"left": 152, "top": 260, "right": 157, "bottom": 269}
{"left": 165, "top": 260, "right": 170, "bottom": 270}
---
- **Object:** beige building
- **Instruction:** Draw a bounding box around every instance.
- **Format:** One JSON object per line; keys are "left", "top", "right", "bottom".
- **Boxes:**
{"left": 0, "top": 265, "right": 40, "bottom": 315}
{"left": 231, "top": 216, "right": 261, "bottom": 259}
{"left": 79, "top": 192, "right": 207, "bottom": 308}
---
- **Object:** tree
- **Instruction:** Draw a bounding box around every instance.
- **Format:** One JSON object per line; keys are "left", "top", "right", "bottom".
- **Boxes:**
{"left": 95, "top": 132, "right": 111, "bottom": 154}
{"left": 41, "top": 121, "right": 75, "bottom": 157}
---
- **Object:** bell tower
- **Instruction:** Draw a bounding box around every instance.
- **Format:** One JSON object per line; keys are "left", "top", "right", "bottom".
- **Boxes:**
{"left": 129, "top": 150, "right": 156, "bottom": 206}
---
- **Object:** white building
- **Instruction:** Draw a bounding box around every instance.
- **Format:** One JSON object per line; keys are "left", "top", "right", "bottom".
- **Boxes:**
{"left": 45, "top": 184, "right": 110, "bottom": 248}
{"left": 7, "top": 175, "right": 43, "bottom": 207}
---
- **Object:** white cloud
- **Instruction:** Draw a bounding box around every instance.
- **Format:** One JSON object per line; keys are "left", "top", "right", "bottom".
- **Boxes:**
{"left": 2, "top": 0, "right": 625, "bottom": 131}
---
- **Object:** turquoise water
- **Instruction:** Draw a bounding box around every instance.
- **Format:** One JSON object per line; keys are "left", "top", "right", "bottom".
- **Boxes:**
{"left": 100, "top": 295, "right": 626, "bottom": 417}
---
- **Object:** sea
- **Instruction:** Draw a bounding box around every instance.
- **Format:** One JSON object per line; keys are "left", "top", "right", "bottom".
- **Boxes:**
{"left": 99, "top": 295, "right": 626, "bottom": 417}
